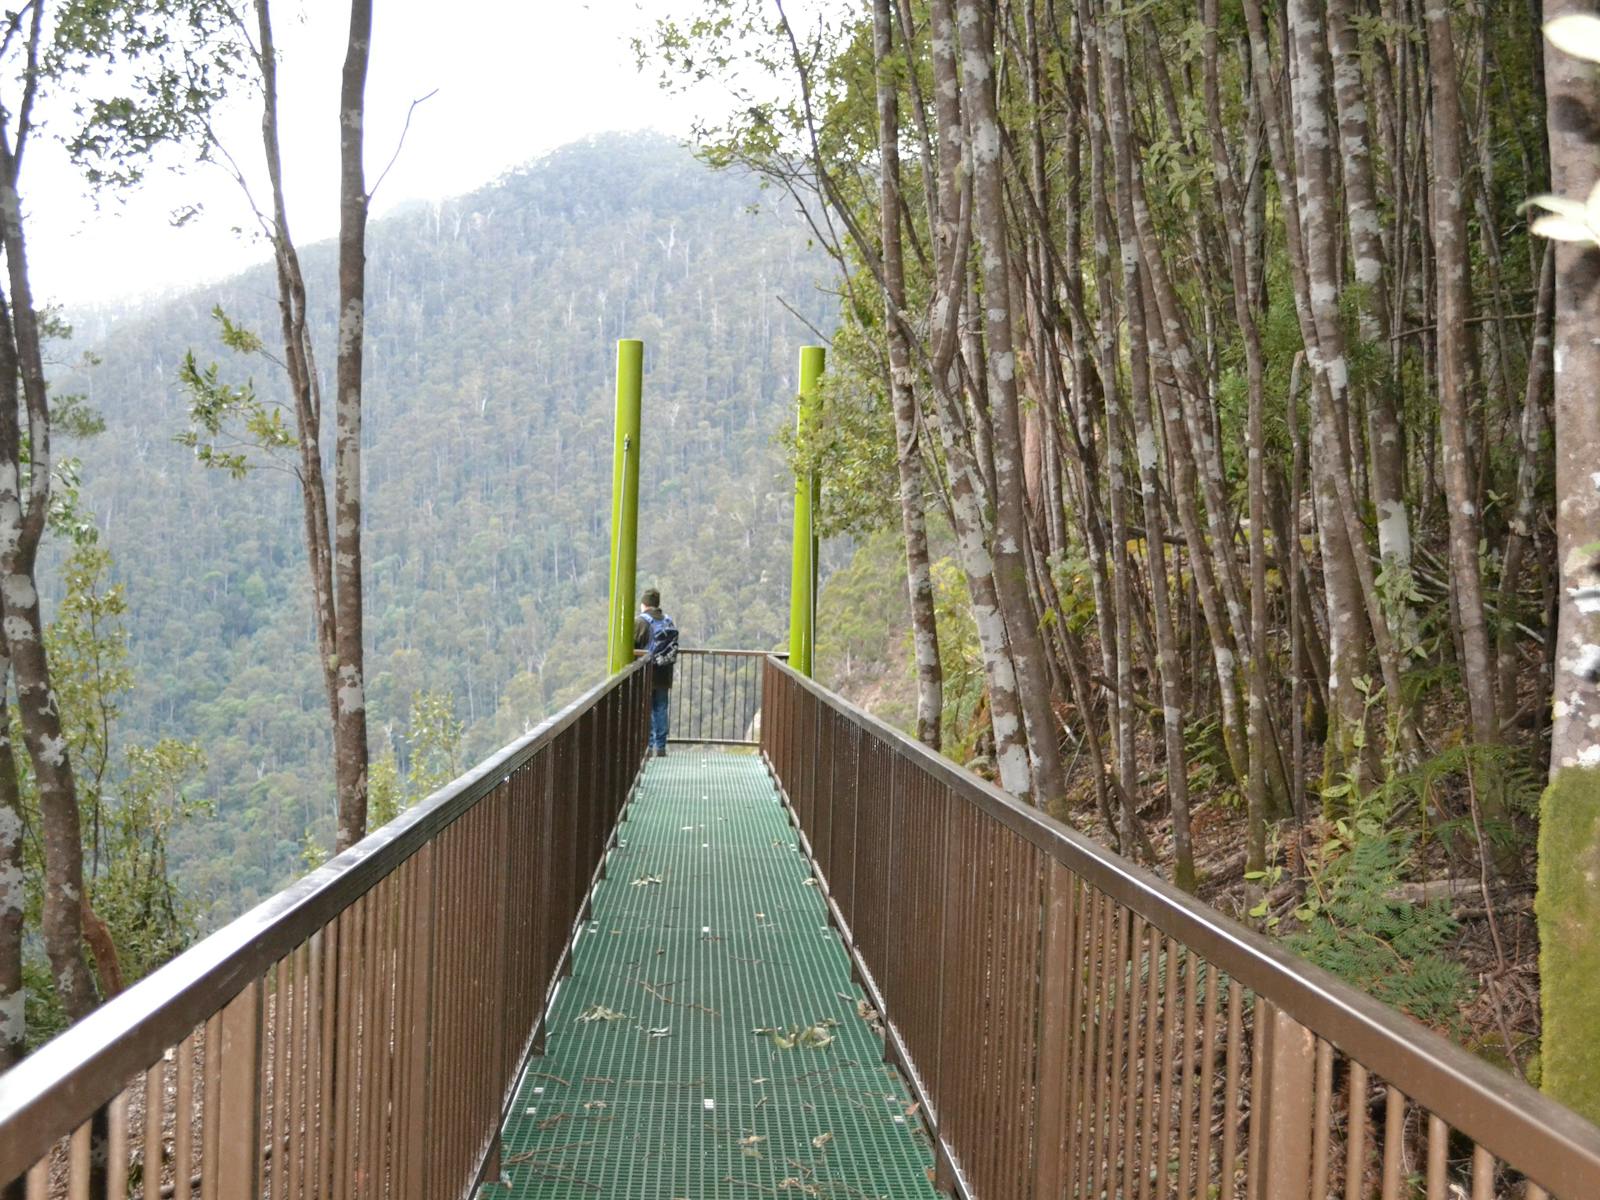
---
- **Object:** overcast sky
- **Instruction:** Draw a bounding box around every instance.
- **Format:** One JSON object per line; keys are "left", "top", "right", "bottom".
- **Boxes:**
{"left": 27, "top": 1, "right": 719, "bottom": 310}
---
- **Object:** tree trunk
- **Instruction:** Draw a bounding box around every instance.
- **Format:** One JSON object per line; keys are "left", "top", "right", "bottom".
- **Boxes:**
{"left": 1498, "top": 244, "right": 1554, "bottom": 726}
{"left": 1426, "top": 0, "right": 1497, "bottom": 745}
{"left": 1100, "top": 3, "right": 1193, "bottom": 889}
{"left": 0, "top": 645, "right": 22, "bottom": 1071}
{"left": 1328, "top": 0, "right": 1411, "bottom": 582}
{"left": 925, "top": 0, "right": 1032, "bottom": 798}
{"left": 0, "top": 100, "right": 97, "bottom": 1021}
{"left": 256, "top": 0, "right": 342, "bottom": 794}
{"left": 1205, "top": 0, "right": 1277, "bottom": 870}
{"left": 1248, "top": 0, "right": 1392, "bottom": 784}
{"left": 332, "top": 0, "right": 373, "bottom": 851}
{"left": 1537, "top": 0, "right": 1600, "bottom": 1124}
{"left": 874, "top": 0, "right": 943, "bottom": 750}
{"left": 956, "top": 0, "right": 1066, "bottom": 810}
{"left": 1078, "top": 0, "right": 1142, "bottom": 850}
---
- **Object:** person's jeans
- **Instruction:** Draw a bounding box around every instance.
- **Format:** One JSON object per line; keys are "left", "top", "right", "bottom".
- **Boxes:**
{"left": 650, "top": 687, "right": 671, "bottom": 750}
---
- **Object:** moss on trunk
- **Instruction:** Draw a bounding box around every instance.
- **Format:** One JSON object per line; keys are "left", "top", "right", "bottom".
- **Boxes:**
{"left": 1537, "top": 765, "right": 1600, "bottom": 1121}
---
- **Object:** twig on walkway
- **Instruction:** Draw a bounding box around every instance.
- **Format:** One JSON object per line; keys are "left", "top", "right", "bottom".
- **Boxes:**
{"left": 634, "top": 975, "right": 721, "bottom": 1018}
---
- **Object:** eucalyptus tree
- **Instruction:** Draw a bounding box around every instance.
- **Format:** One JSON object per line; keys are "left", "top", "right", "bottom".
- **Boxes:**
{"left": 182, "top": 0, "right": 376, "bottom": 853}
{"left": 1530, "top": 1, "right": 1600, "bottom": 1124}
{"left": 0, "top": 0, "right": 241, "bottom": 1064}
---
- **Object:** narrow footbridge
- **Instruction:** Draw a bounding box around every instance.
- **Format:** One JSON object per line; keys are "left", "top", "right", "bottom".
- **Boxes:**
{"left": 4, "top": 650, "right": 1600, "bottom": 1199}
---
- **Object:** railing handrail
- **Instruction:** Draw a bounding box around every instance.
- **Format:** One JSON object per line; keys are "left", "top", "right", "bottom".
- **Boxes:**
{"left": 669, "top": 646, "right": 789, "bottom": 657}
{"left": 0, "top": 658, "right": 649, "bottom": 1184}
{"left": 765, "top": 657, "right": 1600, "bottom": 1197}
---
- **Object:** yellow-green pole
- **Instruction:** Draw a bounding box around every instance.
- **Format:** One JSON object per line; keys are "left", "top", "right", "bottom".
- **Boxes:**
{"left": 607, "top": 339, "right": 643, "bottom": 673}
{"left": 789, "top": 346, "right": 825, "bottom": 676}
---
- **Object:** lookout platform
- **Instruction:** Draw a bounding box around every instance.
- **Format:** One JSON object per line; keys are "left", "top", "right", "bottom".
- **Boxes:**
{"left": 486, "top": 752, "right": 937, "bottom": 1198}
{"left": 6, "top": 654, "right": 1600, "bottom": 1200}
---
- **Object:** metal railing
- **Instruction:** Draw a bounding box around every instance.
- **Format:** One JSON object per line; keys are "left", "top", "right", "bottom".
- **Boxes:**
{"left": 0, "top": 660, "right": 650, "bottom": 1199}
{"left": 662, "top": 648, "right": 781, "bottom": 747}
{"left": 760, "top": 657, "right": 1600, "bottom": 1200}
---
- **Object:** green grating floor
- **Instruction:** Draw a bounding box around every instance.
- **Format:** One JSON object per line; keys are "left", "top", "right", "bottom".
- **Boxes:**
{"left": 484, "top": 751, "right": 940, "bottom": 1199}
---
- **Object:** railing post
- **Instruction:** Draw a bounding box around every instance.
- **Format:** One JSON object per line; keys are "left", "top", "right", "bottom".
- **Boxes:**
{"left": 1033, "top": 861, "right": 1074, "bottom": 1195}
{"left": 607, "top": 338, "right": 643, "bottom": 674}
{"left": 215, "top": 980, "right": 264, "bottom": 1200}
{"left": 788, "top": 346, "right": 824, "bottom": 676}
{"left": 1253, "top": 1000, "right": 1315, "bottom": 1200}
{"left": 401, "top": 842, "right": 437, "bottom": 1196}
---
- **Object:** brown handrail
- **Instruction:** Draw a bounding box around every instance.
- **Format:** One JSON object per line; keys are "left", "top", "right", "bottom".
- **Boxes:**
{"left": 0, "top": 659, "right": 651, "bottom": 1196}
{"left": 761, "top": 656, "right": 1600, "bottom": 1199}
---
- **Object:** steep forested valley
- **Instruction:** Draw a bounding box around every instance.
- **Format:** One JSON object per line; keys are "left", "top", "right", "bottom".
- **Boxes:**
{"left": 49, "top": 133, "right": 832, "bottom": 924}
{"left": 8, "top": 0, "right": 1600, "bottom": 1157}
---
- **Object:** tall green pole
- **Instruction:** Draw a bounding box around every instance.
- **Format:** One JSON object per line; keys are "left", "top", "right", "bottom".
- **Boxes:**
{"left": 607, "top": 339, "right": 643, "bottom": 674}
{"left": 789, "top": 346, "right": 825, "bottom": 676}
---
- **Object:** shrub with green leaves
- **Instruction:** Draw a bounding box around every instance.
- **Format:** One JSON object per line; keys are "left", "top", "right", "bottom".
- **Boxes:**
{"left": 1289, "top": 829, "right": 1471, "bottom": 1029}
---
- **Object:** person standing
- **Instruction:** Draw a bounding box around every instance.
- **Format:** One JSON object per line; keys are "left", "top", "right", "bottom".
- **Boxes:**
{"left": 634, "top": 588, "right": 678, "bottom": 756}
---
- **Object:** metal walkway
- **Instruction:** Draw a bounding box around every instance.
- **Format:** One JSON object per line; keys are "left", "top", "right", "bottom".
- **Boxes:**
{"left": 485, "top": 751, "right": 939, "bottom": 1198}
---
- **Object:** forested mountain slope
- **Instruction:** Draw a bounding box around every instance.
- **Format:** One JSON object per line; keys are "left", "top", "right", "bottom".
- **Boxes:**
{"left": 54, "top": 133, "right": 832, "bottom": 918}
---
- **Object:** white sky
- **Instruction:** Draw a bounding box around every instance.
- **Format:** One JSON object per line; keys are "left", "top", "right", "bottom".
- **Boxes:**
{"left": 27, "top": 1, "right": 720, "bottom": 310}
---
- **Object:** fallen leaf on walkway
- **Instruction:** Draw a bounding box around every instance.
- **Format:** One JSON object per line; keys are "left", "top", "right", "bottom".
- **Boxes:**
{"left": 576, "top": 1004, "right": 627, "bottom": 1023}
{"left": 811, "top": 1132, "right": 833, "bottom": 1149}
{"left": 631, "top": 874, "right": 664, "bottom": 886}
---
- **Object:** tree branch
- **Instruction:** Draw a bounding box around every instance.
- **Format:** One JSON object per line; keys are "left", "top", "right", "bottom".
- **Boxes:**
{"left": 368, "top": 88, "right": 439, "bottom": 201}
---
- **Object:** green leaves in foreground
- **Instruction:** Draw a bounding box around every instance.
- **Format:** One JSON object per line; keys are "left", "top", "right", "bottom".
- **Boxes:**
{"left": 176, "top": 308, "right": 295, "bottom": 479}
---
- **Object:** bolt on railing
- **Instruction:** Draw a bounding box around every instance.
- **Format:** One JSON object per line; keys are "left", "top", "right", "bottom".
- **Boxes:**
{"left": 760, "top": 656, "right": 1600, "bottom": 1200}
{"left": 0, "top": 661, "right": 651, "bottom": 1200}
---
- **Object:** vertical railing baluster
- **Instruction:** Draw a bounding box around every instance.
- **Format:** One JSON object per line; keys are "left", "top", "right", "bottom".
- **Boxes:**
{"left": 1221, "top": 979, "right": 1244, "bottom": 1199}
{"left": 216, "top": 980, "right": 264, "bottom": 1200}
{"left": 173, "top": 1031, "right": 194, "bottom": 1200}
{"left": 200, "top": 1011, "right": 221, "bottom": 1194}
{"left": 143, "top": 1059, "right": 163, "bottom": 1200}
{"left": 1252, "top": 1000, "right": 1315, "bottom": 1200}
{"left": 107, "top": 1091, "right": 128, "bottom": 1200}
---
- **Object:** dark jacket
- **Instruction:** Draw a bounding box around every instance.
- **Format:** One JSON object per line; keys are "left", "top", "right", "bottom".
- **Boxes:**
{"left": 634, "top": 607, "right": 674, "bottom": 688}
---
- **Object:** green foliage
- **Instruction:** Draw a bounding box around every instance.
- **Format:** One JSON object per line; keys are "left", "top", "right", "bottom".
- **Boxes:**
{"left": 1046, "top": 552, "right": 1101, "bottom": 637}
{"left": 780, "top": 313, "right": 900, "bottom": 540}
{"left": 47, "top": 0, "right": 246, "bottom": 190}
{"left": 401, "top": 689, "right": 465, "bottom": 803}
{"left": 89, "top": 738, "right": 209, "bottom": 981}
{"left": 930, "top": 557, "right": 985, "bottom": 762}
{"left": 176, "top": 309, "right": 297, "bottom": 479}
{"left": 22, "top": 533, "right": 207, "bottom": 1044}
{"left": 366, "top": 753, "right": 403, "bottom": 831}
{"left": 1290, "top": 788, "right": 1472, "bottom": 1030}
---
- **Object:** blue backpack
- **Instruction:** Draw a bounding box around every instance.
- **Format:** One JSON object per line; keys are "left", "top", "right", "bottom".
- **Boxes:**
{"left": 646, "top": 612, "right": 679, "bottom": 667}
